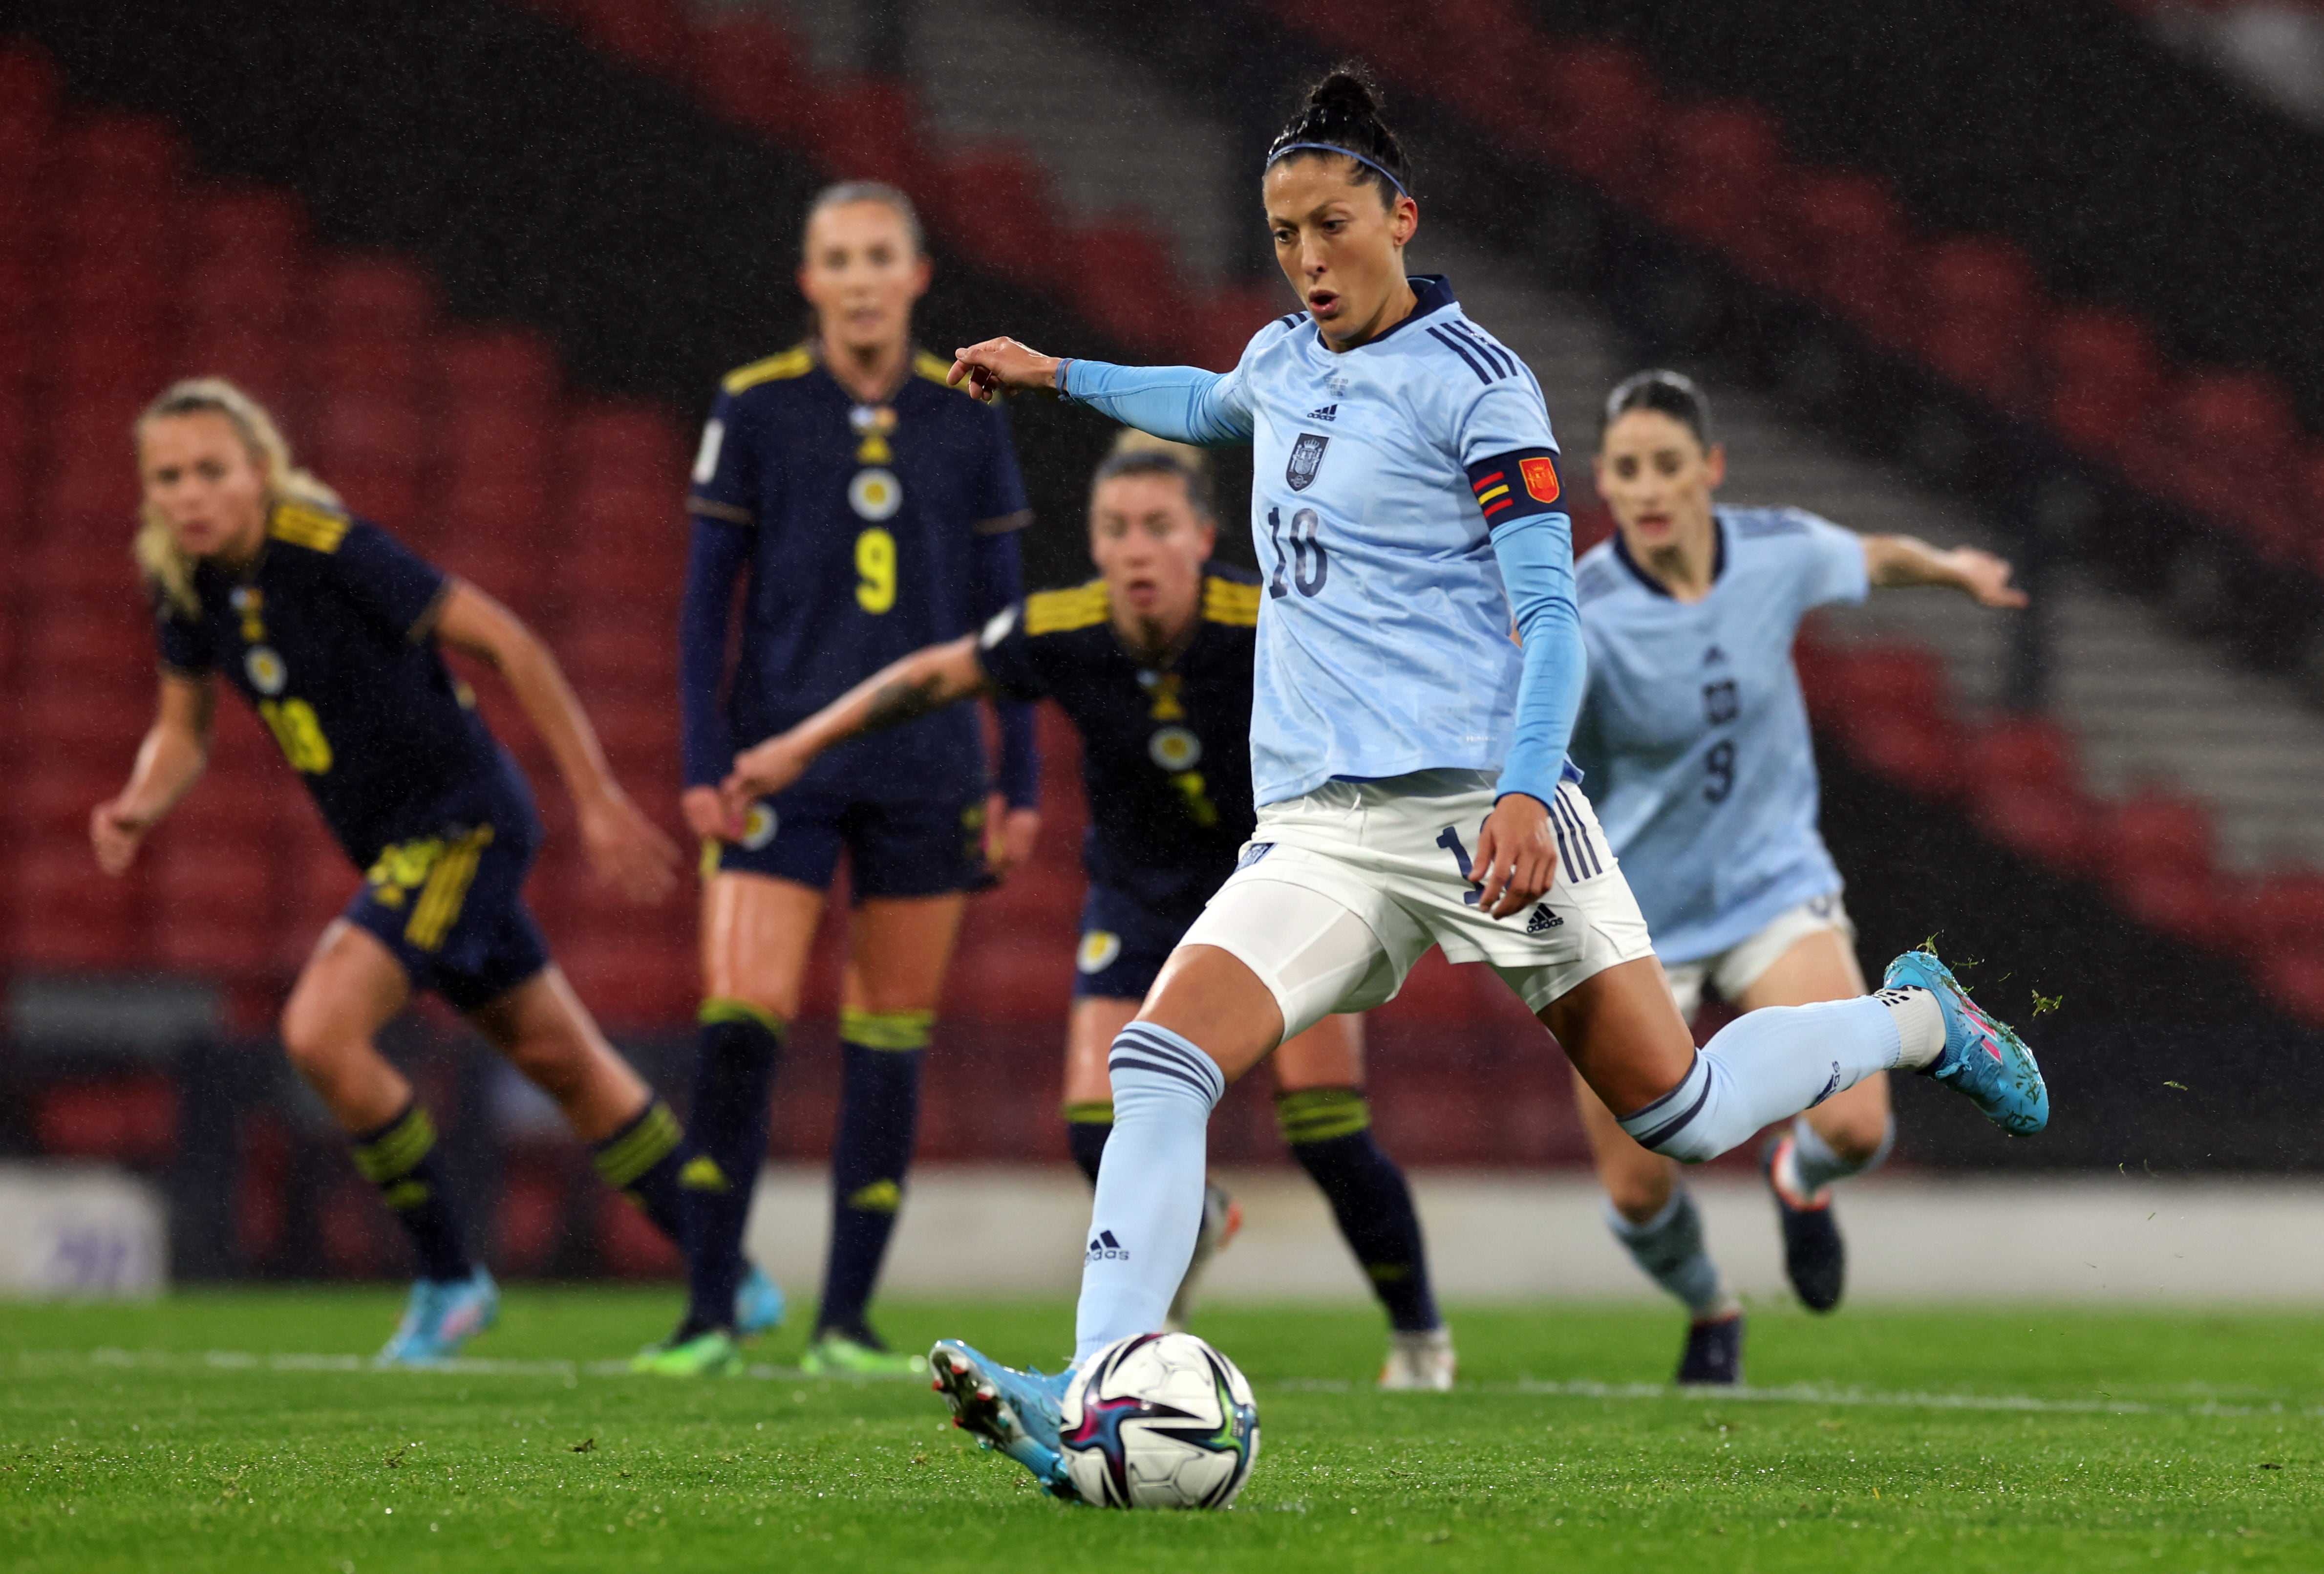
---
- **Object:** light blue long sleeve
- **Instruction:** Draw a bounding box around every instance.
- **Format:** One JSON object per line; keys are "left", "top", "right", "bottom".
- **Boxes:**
{"left": 1056, "top": 359, "right": 1253, "bottom": 445}
{"left": 1490, "top": 509, "right": 1585, "bottom": 807}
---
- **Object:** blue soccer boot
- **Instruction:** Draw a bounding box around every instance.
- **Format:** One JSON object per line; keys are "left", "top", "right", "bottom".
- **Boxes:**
{"left": 1884, "top": 949, "right": 2049, "bottom": 1135}
{"left": 734, "top": 1262, "right": 785, "bottom": 1339}
{"left": 928, "top": 1339, "right": 1079, "bottom": 1500}
{"left": 377, "top": 1267, "right": 499, "bottom": 1365}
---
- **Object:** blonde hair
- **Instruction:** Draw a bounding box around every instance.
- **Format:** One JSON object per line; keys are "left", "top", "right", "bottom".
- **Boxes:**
{"left": 134, "top": 378, "right": 342, "bottom": 618}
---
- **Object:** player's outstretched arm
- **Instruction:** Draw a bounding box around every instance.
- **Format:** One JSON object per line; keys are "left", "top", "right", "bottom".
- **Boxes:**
{"left": 950, "top": 337, "right": 1251, "bottom": 445}
{"left": 722, "top": 635, "right": 992, "bottom": 830}
{"left": 1863, "top": 535, "right": 2028, "bottom": 608}
{"left": 432, "top": 581, "right": 679, "bottom": 904}
{"left": 90, "top": 672, "right": 215, "bottom": 876}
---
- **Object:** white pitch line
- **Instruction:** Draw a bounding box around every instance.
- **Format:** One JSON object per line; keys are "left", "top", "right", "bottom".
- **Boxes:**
{"left": 24, "top": 1349, "right": 2324, "bottom": 1420}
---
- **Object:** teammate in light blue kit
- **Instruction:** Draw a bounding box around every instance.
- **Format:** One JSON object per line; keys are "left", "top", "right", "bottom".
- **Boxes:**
{"left": 1570, "top": 371, "right": 2028, "bottom": 1384}
{"left": 917, "top": 69, "right": 2046, "bottom": 1498}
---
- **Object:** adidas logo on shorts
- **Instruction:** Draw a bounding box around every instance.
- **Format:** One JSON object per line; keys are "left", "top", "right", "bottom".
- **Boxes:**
{"left": 1086, "top": 1229, "right": 1128, "bottom": 1263}
{"left": 1525, "top": 905, "right": 1562, "bottom": 934}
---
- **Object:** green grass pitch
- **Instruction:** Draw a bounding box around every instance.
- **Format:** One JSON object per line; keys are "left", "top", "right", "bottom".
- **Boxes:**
{"left": 5, "top": 1289, "right": 2322, "bottom": 1571}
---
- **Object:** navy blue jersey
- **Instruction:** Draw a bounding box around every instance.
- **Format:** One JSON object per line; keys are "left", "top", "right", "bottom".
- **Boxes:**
{"left": 153, "top": 502, "right": 523, "bottom": 867}
{"left": 682, "top": 345, "right": 1033, "bottom": 802}
{"left": 977, "top": 566, "right": 1261, "bottom": 923}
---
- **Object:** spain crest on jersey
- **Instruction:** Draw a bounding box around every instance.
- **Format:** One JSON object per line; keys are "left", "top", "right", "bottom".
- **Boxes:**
{"left": 1286, "top": 432, "right": 1329, "bottom": 491}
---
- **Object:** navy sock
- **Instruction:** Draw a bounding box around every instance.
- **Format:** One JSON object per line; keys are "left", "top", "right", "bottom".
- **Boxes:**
{"left": 816, "top": 1008, "right": 931, "bottom": 1344}
{"left": 680, "top": 1002, "right": 785, "bottom": 1335}
{"left": 590, "top": 1097, "right": 701, "bottom": 1251}
{"left": 1279, "top": 1089, "right": 1440, "bottom": 1334}
{"left": 349, "top": 1101, "right": 473, "bottom": 1283}
{"left": 1065, "top": 1100, "right": 1113, "bottom": 1187}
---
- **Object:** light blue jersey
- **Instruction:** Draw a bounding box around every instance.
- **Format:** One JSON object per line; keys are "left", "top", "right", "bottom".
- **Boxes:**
{"left": 1568, "top": 507, "right": 1870, "bottom": 966}
{"left": 1059, "top": 276, "right": 1582, "bottom": 808}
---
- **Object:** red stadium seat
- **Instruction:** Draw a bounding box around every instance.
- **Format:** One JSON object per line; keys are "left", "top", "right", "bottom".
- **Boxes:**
{"left": 558, "top": 936, "right": 696, "bottom": 1028}
{"left": 1917, "top": 237, "right": 2041, "bottom": 406}
{"left": 442, "top": 408, "right": 558, "bottom": 498}
{"left": 0, "top": 44, "right": 64, "bottom": 162}
{"left": 597, "top": 1189, "right": 683, "bottom": 1277}
{"left": 2043, "top": 308, "right": 2165, "bottom": 475}
{"left": 429, "top": 477, "right": 555, "bottom": 550}
{"left": 1654, "top": 101, "right": 1787, "bottom": 274}
{"left": 688, "top": 14, "right": 812, "bottom": 141}
{"left": 305, "top": 333, "right": 429, "bottom": 408}
{"left": 23, "top": 607, "right": 154, "bottom": 688}
{"left": 804, "top": 76, "right": 929, "bottom": 190}
{"left": 183, "top": 259, "right": 299, "bottom": 337}
{"left": 8, "top": 843, "right": 141, "bottom": 969}
{"left": 437, "top": 327, "right": 562, "bottom": 415}
{"left": 320, "top": 462, "right": 423, "bottom": 532}
{"left": 567, "top": 403, "right": 687, "bottom": 497}
{"left": 2162, "top": 372, "right": 2300, "bottom": 555}
{"left": 34, "top": 1077, "right": 179, "bottom": 1164}
{"left": 1969, "top": 779, "right": 2098, "bottom": 874}
{"left": 190, "top": 186, "right": 306, "bottom": 270}
{"left": 175, "top": 323, "right": 296, "bottom": 409}
{"left": 1543, "top": 44, "right": 1659, "bottom": 186}
{"left": 60, "top": 115, "right": 181, "bottom": 202}
{"left": 921, "top": 144, "right": 1064, "bottom": 287}
{"left": 1964, "top": 715, "right": 2081, "bottom": 795}
{"left": 2106, "top": 791, "right": 2213, "bottom": 883}
{"left": 558, "top": 0, "right": 694, "bottom": 80}
{"left": 1788, "top": 172, "right": 1914, "bottom": 346}
{"left": 308, "top": 256, "right": 436, "bottom": 341}
{"left": 1066, "top": 222, "right": 1188, "bottom": 355}
{"left": 555, "top": 623, "right": 671, "bottom": 703}
{"left": 2235, "top": 874, "right": 2324, "bottom": 966}
{"left": 148, "top": 842, "right": 274, "bottom": 975}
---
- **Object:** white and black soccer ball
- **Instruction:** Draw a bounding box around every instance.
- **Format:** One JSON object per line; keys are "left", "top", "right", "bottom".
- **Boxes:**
{"left": 1059, "top": 1332, "right": 1259, "bottom": 1509}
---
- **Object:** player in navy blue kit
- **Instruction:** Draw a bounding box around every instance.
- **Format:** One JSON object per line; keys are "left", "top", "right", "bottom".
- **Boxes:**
{"left": 659, "top": 182, "right": 1043, "bottom": 1376}
{"left": 94, "top": 379, "right": 735, "bottom": 1364}
{"left": 1571, "top": 371, "right": 2026, "bottom": 1382}
{"left": 724, "top": 434, "right": 1455, "bottom": 1389}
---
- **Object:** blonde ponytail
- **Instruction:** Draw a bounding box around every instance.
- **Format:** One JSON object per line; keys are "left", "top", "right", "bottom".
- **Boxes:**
{"left": 134, "top": 378, "right": 341, "bottom": 618}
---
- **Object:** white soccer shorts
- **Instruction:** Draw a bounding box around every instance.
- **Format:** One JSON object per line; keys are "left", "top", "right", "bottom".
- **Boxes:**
{"left": 1178, "top": 768, "right": 1656, "bottom": 1039}
{"left": 1661, "top": 892, "right": 1856, "bottom": 1021}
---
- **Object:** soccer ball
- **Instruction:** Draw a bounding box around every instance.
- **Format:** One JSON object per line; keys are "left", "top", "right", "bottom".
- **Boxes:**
{"left": 1059, "top": 1332, "right": 1259, "bottom": 1509}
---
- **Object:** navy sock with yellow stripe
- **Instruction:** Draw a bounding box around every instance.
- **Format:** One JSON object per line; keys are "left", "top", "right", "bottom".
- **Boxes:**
{"left": 1279, "top": 1088, "right": 1440, "bottom": 1333}
{"left": 816, "top": 1008, "right": 930, "bottom": 1343}
{"left": 681, "top": 1000, "right": 785, "bottom": 1335}
{"left": 590, "top": 1097, "right": 703, "bottom": 1251}
{"left": 349, "top": 1101, "right": 473, "bottom": 1283}
{"left": 1064, "top": 1100, "right": 1113, "bottom": 1187}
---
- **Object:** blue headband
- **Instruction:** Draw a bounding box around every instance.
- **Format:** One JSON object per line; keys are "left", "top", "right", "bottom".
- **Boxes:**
{"left": 1266, "top": 142, "right": 1409, "bottom": 201}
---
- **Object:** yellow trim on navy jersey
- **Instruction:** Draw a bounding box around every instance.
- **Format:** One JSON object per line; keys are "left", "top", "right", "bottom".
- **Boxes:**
{"left": 722, "top": 345, "right": 814, "bottom": 395}
{"left": 1202, "top": 575, "right": 1261, "bottom": 627}
{"left": 914, "top": 349, "right": 972, "bottom": 391}
{"left": 406, "top": 580, "right": 454, "bottom": 644}
{"left": 1024, "top": 580, "right": 1110, "bottom": 636}
{"left": 688, "top": 495, "right": 755, "bottom": 526}
{"left": 268, "top": 502, "right": 350, "bottom": 554}
{"left": 973, "top": 507, "right": 1034, "bottom": 536}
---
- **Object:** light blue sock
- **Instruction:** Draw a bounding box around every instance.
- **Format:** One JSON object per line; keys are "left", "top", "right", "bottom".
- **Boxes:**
{"left": 1619, "top": 995, "right": 1904, "bottom": 1163}
{"left": 1606, "top": 1190, "right": 1728, "bottom": 1316}
{"left": 1073, "top": 1023, "right": 1224, "bottom": 1364}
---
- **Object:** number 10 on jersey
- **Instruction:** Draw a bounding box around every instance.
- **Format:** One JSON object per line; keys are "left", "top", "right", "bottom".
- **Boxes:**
{"left": 1266, "top": 506, "right": 1329, "bottom": 600}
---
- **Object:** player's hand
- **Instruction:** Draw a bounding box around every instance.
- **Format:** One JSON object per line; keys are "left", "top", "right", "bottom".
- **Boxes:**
{"left": 579, "top": 789, "right": 681, "bottom": 904}
{"left": 948, "top": 338, "right": 1061, "bottom": 403}
{"left": 1949, "top": 547, "right": 2028, "bottom": 609}
{"left": 983, "top": 794, "right": 1041, "bottom": 878}
{"left": 721, "top": 733, "right": 813, "bottom": 832}
{"left": 89, "top": 797, "right": 155, "bottom": 876}
{"left": 681, "top": 786, "right": 728, "bottom": 843}
{"left": 1471, "top": 792, "right": 1559, "bottom": 920}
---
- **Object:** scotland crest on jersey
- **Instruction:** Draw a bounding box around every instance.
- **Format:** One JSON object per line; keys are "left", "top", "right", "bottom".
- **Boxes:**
{"left": 1285, "top": 432, "right": 1329, "bottom": 491}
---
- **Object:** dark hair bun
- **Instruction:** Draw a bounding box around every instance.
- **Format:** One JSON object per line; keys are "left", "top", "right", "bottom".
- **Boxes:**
{"left": 1308, "top": 66, "right": 1381, "bottom": 119}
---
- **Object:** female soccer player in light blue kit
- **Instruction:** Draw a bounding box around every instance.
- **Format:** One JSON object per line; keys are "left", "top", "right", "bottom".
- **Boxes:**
{"left": 1570, "top": 371, "right": 2028, "bottom": 1385}
{"left": 918, "top": 69, "right": 2046, "bottom": 1495}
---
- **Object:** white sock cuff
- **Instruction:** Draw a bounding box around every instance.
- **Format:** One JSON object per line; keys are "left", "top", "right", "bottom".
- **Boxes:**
{"left": 1874, "top": 987, "right": 1946, "bottom": 1071}
{"left": 1109, "top": 1023, "right": 1226, "bottom": 1109}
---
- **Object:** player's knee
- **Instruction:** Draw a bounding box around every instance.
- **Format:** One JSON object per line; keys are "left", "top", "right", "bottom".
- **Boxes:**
{"left": 1603, "top": 1164, "right": 1677, "bottom": 1222}
{"left": 277, "top": 997, "right": 353, "bottom": 1084}
{"left": 499, "top": 1023, "right": 594, "bottom": 1099}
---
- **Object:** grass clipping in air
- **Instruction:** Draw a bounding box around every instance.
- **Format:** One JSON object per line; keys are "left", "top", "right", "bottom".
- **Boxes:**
{"left": 4, "top": 1287, "right": 2320, "bottom": 1571}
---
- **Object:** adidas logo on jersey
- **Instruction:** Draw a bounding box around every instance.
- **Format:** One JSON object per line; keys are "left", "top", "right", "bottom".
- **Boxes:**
{"left": 1086, "top": 1229, "right": 1129, "bottom": 1262}
{"left": 1306, "top": 404, "right": 1338, "bottom": 421}
{"left": 1525, "top": 905, "right": 1563, "bottom": 934}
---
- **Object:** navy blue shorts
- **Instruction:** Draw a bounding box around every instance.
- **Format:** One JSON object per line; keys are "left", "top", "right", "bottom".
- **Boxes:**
{"left": 1073, "top": 884, "right": 1202, "bottom": 1002}
{"left": 710, "top": 788, "right": 989, "bottom": 902}
{"left": 343, "top": 800, "right": 551, "bottom": 1013}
